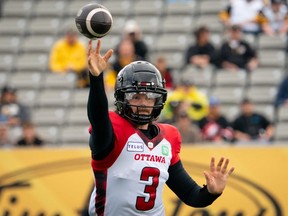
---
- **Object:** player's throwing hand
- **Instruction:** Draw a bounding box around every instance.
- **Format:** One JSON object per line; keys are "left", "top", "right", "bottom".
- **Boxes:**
{"left": 88, "top": 40, "right": 113, "bottom": 77}
{"left": 204, "top": 157, "right": 235, "bottom": 195}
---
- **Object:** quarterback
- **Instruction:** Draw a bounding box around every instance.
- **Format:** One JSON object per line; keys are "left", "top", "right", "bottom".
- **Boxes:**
{"left": 87, "top": 40, "right": 234, "bottom": 216}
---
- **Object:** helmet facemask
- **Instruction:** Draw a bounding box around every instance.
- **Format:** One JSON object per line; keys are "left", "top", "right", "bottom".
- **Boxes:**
{"left": 123, "top": 91, "right": 165, "bottom": 125}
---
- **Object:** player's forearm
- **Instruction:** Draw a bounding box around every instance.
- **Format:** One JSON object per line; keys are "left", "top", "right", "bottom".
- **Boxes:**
{"left": 167, "top": 161, "right": 220, "bottom": 207}
{"left": 88, "top": 72, "right": 109, "bottom": 122}
{"left": 88, "top": 72, "right": 114, "bottom": 159}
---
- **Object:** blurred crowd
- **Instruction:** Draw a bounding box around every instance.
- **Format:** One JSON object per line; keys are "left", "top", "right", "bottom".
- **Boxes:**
{"left": 0, "top": 86, "right": 44, "bottom": 147}
{"left": 1, "top": 0, "right": 288, "bottom": 147}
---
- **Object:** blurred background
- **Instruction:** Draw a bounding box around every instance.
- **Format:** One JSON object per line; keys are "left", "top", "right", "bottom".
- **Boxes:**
{"left": 0, "top": 0, "right": 288, "bottom": 214}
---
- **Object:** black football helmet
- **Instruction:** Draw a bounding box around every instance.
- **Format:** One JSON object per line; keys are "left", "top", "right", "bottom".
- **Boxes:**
{"left": 114, "top": 61, "right": 167, "bottom": 125}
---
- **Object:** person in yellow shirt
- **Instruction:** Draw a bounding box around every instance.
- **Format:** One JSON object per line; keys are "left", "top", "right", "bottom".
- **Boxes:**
{"left": 160, "top": 79, "right": 209, "bottom": 123}
{"left": 49, "top": 28, "right": 88, "bottom": 88}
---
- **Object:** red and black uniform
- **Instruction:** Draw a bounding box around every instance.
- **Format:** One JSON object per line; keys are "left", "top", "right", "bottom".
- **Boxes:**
{"left": 87, "top": 73, "right": 220, "bottom": 216}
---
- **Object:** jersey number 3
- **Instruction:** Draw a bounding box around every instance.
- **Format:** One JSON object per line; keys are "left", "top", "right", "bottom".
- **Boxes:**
{"left": 136, "top": 167, "right": 160, "bottom": 211}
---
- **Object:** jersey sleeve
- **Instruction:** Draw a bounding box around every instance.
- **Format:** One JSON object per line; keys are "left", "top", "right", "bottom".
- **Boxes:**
{"left": 91, "top": 112, "right": 136, "bottom": 171}
{"left": 167, "top": 160, "right": 220, "bottom": 207}
{"left": 88, "top": 73, "right": 114, "bottom": 161}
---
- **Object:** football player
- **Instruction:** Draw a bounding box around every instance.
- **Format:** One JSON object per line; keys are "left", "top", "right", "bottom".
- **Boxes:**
{"left": 87, "top": 40, "right": 235, "bottom": 216}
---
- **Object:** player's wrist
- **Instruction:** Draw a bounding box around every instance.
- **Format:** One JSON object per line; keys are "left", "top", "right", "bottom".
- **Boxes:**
{"left": 204, "top": 184, "right": 222, "bottom": 196}
{"left": 89, "top": 71, "right": 104, "bottom": 80}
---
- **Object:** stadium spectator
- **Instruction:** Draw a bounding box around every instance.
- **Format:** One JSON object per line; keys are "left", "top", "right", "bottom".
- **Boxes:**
{"left": 112, "top": 38, "right": 142, "bottom": 73}
{"left": 0, "top": 86, "right": 31, "bottom": 127}
{"left": 185, "top": 26, "right": 217, "bottom": 68}
{"left": 159, "top": 99, "right": 186, "bottom": 124}
{"left": 219, "top": 0, "right": 264, "bottom": 35}
{"left": 115, "top": 20, "right": 149, "bottom": 60}
{"left": 0, "top": 120, "right": 12, "bottom": 148}
{"left": 198, "top": 97, "right": 234, "bottom": 143}
{"left": 232, "top": 98, "right": 274, "bottom": 143}
{"left": 154, "top": 55, "right": 174, "bottom": 90}
{"left": 49, "top": 28, "right": 89, "bottom": 88}
{"left": 173, "top": 111, "right": 203, "bottom": 144}
{"left": 275, "top": 74, "right": 288, "bottom": 107}
{"left": 218, "top": 25, "right": 258, "bottom": 72}
{"left": 104, "top": 39, "right": 142, "bottom": 91}
{"left": 257, "top": 0, "right": 288, "bottom": 36}
{"left": 16, "top": 122, "right": 44, "bottom": 147}
{"left": 161, "top": 78, "right": 209, "bottom": 122}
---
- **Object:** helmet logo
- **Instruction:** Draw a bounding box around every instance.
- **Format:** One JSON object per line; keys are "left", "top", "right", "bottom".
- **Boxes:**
{"left": 137, "top": 82, "right": 155, "bottom": 86}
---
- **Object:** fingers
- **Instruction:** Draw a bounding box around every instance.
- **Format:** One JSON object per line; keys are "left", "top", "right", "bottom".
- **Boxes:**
{"left": 216, "top": 157, "right": 224, "bottom": 172}
{"left": 203, "top": 171, "right": 211, "bottom": 184}
{"left": 210, "top": 157, "right": 215, "bottom": 172}
{"left": 88, "top": 40, "right": 92, "bottom": 56}
{"left": 227, "top": 167, "right": 235, "bottom": 176}
{"left": 103, "top": 49, "right": 114, "bottom": 62}
{"left": 89, "top": 40, "right": 112, "bottom": 62}
{"left": 221, "top": 158, "right": 229, "bottom": 174}
{"left": 96, "top": 40, "right": 101, "bottom": 55}
{"left": 211, "top": 157, "right": 235, "bottom": 177}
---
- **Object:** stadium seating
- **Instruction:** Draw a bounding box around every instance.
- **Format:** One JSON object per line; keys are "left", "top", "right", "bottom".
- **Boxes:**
{"left": 28, "top": 18, "right": 61, "bottom": 36}
{"left": 214, "top": 69, "right": 247, "bottom": 87}
{"left": 254, "top": 104, "right": 275, "bottom": 123}
{"left": 36, "top": 125, "right": 61, "bottom": 145}
{"left": 33, "top": 107, "right": 66, "bottom": 126}
{"left": 220, "top": 105, "right": 240, "bottom": 122}
{"left": 14, "top": 53, "right": 48, "bottom": 72}
{"left": 64, "top": 0, "right": 96, "bottom": 17}
{"left": 181, "top": 65, "right": 214, "bottom": 88}
{"left": 258, "top": 35, "right": 287, "bottom": 50}
{"left": 133, "top": 0, "right": 164, "bottom": 16}
{"left": 0, "top": 0, "right": 287, "bottom": 144}
{"left": 16, "top": 89, "right": 39, "bottom": 108}
{"left": 2, "top": 0, "right": 34, "bottom": 18}
{"left": 245, "top": 86, "right": 277, "bottom": 104}
{"left": 211, "top": 86, "right": 244, "bottom": 105}
{"left": 0, "top": 54, "right": 14, "bottom": 72}
{"left": 258, "top": 50, "right": 286, "bottom": 68}
{"left": 164, "top": 0, "right": 196, "bottom": 15}
{"left": 37, "top": 89, "right": 71, "bottom": 108}
{"left": 43, "top": 73, "right": 77, "bottom": 90}
{"left": 161, "top": 15, "right": 194, "bottom": 34}
{"left": 249, "top": 68, "right": 284, "bottom": 87}
{"left": 275, "top": 122, "right": 288, "bottom": 141}
{"left": 20, "top": 35, "right": 54, "bottom": 54}
{"left": 59, "top": 125, "right": 90, "bottom": 144}
{"left": 0, "top": 18, "right": 27, "bottom": 36}
{"left": 155, "top": 33, "right": 191, "bottom": 52}
{"left": 70, "top": 89, "right": 89, "bottom": 108}
{"left": 278, "top": 106, "right": 288, "bottom": 122}
{"left": 134, "top": 16, "right": 161, "bottom": 35}
{"left": 102, "top": 0, "right": 132, "bottom": 16}
{"left": 0, "top": 36, "right": 21, "bottom": 54}
{"left": 66, "top": 107, "right": 89, "bottom": 126}
{"left": 8, "top": 71, "right": 43, "bottom": 90}
{"left": 32, "top": 0, "right": 67, "bottom": 18}
{"left": 199, "top": 0, "right": 227, "bottom": 15}
{"left": 0, "top": 72, "right": 9, "bottom": 88}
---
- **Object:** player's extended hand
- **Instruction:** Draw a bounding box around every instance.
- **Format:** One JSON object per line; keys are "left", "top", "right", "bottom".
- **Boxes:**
{"left": 204, "top": 157, "right": 235, "bottom": 195}
{"left": 88, "top": 40, "right": 113, "bottom": 77}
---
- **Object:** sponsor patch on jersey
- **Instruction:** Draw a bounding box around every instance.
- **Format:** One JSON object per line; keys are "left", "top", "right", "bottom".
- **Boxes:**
{"left": 127, "top": 142, "right": 144, "bottom": 152}
{"left": 162, "top": 146, "right": 169, "bottom": 156}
